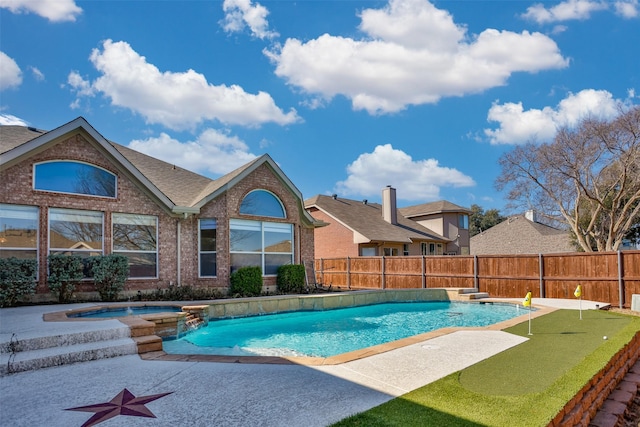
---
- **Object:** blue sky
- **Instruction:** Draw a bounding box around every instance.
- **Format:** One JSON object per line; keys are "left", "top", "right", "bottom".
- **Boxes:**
{"left": 1, "top": 0, "right": 638, "bottom": 212}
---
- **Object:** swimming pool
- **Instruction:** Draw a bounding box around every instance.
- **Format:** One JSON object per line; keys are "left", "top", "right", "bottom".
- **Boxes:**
{"left": 67, "top": 305, "right": 182, "bottom": 318}
{"left": 163, "top": 301, "right": 527, "bottom": 358}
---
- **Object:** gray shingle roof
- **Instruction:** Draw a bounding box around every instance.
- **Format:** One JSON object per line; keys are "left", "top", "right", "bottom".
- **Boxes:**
{"left": 305, "top": 194, "right": 447, "bottom": 243}
{"left": 0, "top": 126, "right": 45, "bottom": 154}
{"left": 110, "top": 143, "right": 214, "bottom": 207}
{"left": 470, "top": 215, "right": 575, "bottom": 255}
{"left": 399, "top": 200, "right": 471, "bottom": 218}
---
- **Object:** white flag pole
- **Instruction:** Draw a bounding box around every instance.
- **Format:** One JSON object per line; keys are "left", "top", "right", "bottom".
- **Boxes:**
{"left": 579, "top": 296, "right": 582, "bottom": 320}
{"left": 528, "top": 305, "right": 532, "bottom": 336}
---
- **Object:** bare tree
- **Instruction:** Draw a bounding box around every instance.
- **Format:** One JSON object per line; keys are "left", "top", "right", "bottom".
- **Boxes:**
{"left": 496, "top": 106, "right": 640, "bottom": 252}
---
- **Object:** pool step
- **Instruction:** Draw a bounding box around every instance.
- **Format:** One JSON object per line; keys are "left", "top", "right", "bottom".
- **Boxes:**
{"left": 0, "top": 326, "right": 137, "bottom": 375}
{"left": 457, "top": 289, "right": 490, "bottom": 300}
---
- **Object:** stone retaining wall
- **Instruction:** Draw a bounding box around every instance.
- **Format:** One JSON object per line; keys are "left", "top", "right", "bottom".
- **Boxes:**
{"left": 206, "top": 289, "right": 458, "bottom": 319}
{"left": 548, "top": 330, "right": 640, "bottom": 426}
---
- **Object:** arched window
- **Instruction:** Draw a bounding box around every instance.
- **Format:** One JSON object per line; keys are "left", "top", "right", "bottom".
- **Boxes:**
{"left": 239, "top": 190, "right": 285, "bottom": 218}
{"left": 34, "top": 161, "right": 116, "bottom": 198}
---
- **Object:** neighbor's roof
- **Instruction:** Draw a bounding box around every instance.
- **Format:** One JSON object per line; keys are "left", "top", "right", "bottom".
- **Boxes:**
{"left": 399, "top": 200, "right": 471, "bottom": 218}
{"left": 470, "top": 214, "right": 574, "bottom": 255}
{"left": 304, "top": 194, "right": 448, "bottom": 244}
{"left": 1, "top": 117, "right": 319, "bottom": 225}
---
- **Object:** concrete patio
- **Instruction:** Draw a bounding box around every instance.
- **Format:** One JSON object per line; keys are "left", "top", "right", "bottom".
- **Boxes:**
{"left": 0, "top": 298, "right": 610, "bottom": 426}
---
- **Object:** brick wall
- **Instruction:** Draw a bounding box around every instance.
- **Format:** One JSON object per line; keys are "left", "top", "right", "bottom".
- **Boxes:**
{"left": 1, "top": 133, "right": 316, "bottom": 299}
{"left": 307, "top": 208, "right": 359, "bottom": 258}
{"left": 548, "top": 330, "right": 640, "bottom": 426}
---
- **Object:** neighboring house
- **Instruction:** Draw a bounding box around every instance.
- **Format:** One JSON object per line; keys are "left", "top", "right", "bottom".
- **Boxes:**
{"left": 304, "top": 186, "right": 471, "bottom": 258}
{"left": 470, "top": 210, "right": 574, "bottom": 255}
{"left": 0, "top": 117, "right": 320, "bottom": 299}
{"left": 398, "top": 200, "right": 472, "bottom": 255}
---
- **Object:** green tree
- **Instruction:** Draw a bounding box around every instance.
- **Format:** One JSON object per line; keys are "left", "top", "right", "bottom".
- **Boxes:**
{"left": 469, "top": 204, "right": 506, "bottom": 236}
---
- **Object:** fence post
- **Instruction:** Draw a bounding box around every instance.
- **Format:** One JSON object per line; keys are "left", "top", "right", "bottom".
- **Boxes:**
{"left": 539, "top": 253, "right": 545, "bottom": 298}
{"left": 618, "top": 251, "right": 624, "bottom": 309}
{"left": 422, "top": 256, "right": 426, "bottom": 288}
{"left": 381, "top": 256, "right": 386, "bottom": 289}
{"left": 474, "top": 255, "right": 478, "bottom": 290}
{"left": 347, "top": 256, "right": 351, "bottom": 289}
{"left": 321, "top": 258, "right": 324, "bottom": 286}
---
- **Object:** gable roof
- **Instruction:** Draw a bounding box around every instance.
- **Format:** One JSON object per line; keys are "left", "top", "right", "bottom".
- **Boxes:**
{"left": 1, "top": 117, "right": 319, "bottom": 225}
{"left": 470, "top": 214, "right": 574, "bottom": 255}
{"left": 399, "top": 200, "right": 471, "bottom": 218}
{"left": 304, "top": 194, "right": 447, "bottom": 244}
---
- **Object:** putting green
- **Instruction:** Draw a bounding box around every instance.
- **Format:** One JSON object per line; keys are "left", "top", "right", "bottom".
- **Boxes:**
{"left": 459, "top": 309, "right": 632, "bottom": 395}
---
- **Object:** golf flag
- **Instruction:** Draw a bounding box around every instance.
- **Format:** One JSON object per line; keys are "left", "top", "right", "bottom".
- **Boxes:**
{"left": 574, "top": 285, "right": 582, "bottom": 298}
{"left": 523, "top": 291, "right": 532, "bottom": 307}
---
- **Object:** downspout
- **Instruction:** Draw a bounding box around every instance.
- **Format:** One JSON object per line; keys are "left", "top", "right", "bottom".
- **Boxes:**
{"left": 177, "top": 220, "right": 181, "bottom": 286}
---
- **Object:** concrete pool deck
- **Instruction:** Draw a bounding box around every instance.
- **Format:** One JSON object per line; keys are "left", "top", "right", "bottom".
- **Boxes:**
{"left": 0, "top": 298, "right": 608, "bottom": 427}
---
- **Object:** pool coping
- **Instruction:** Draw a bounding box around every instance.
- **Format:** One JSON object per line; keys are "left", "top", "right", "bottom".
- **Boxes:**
{"left": 42, "top": 291, "right": 558, "bottom": 366}
{"left": 139, "top": 301, "right": 556, "bottom": 366}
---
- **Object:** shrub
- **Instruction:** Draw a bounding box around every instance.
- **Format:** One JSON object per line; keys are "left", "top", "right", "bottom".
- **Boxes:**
{"left": 0, "top": 258, "right": 37, "bottom": 307}
{"left": 229, "top": 266, "right": 262, "bottom": 297}
{"left": 47, "top": 254, "right": 84, "bottom": 303}
{"left": 276, "top": 264, "right": 306, "bottom": 294}
{"left": 90, "top": 254, "right": 130, "bottom": 301}
{"left": 147, "top": 284, "right": 223, "bottom": 301}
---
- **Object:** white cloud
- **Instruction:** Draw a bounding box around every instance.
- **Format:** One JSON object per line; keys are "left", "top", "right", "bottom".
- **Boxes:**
{"left": 334, "top": 144, "right": 475, "bottom": 201}
{"left": 0, "top": 0, "right": 81, "bottom": 22}
{"left": 614, "top": 0, "right": 639, "bottom": 17}
{"left": 29, "top": 66, "right": 45, "bottom": 81}
{"left": 68, "top": 39, "right": 299, "bottom": 130}
{"left": 0, "top": 51, "right": 22, "bottom": 90}
{"left": 221, "top": 0, "right": 278, "bottom": 39}
{"left": 522, "top": 0, "right": 638, "bottom": 23}
{"left": 0, "top": 113, "right": 28, "bottom": 126}
{"left": 265, "top": 0, "right": 568, "bottom": 115}
{"left": 128, "top": 129, "right": 257, "bottom": 177}
{"left": 484, "top": 89, "right": 623, "bottom": 145}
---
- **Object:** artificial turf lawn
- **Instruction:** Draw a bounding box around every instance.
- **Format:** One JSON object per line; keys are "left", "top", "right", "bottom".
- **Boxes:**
{"left": 331, "top": 309, "right": 640, "bottom": 427}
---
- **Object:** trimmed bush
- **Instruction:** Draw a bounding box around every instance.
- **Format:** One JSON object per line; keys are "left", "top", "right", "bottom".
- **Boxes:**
{"left": 276, "top": 264, "right": 306, "bottom": 294}
{"left": 47, "top": 254, "right": 84, "bottom": 303}
{"left": 147, "top": 284, "right": 223, "bottom": 301}
{"left": 0, "top": 257, "right": 37, "bottom": 307}
{"left": 90, "top": 254, "right": 130, "bottom": 301}
{"left": 229, "top": 266, "right": 262, "bottom": 297}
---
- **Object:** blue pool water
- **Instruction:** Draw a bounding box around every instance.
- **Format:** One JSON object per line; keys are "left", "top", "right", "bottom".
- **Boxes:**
{"left": 163, "top": 301, "right": 527, "bottom": 358}
{"left": 68, "top": 306, "right": 182, "bottom": 318}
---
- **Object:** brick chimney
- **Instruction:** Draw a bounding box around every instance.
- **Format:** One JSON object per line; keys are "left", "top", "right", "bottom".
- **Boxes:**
{"left": 382, "top": 185, "right": 397, "bottom": 224}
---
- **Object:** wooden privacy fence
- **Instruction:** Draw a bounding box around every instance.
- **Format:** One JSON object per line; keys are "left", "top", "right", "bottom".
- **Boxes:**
{"left": 314, "top": 251, "right": 640, "bottom": 308}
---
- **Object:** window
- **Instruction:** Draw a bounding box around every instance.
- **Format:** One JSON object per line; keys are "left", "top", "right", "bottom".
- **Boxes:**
{"left": 403, "top": 244, "right": 409, "bottom": 256}
{"left": 458, "top": 214, "right": 469, "bottom": 230}
{"left": 49, "top": 208, "right": 103, "bottom": 277}
{"left": 239, "top": 190, "right": 285, "bottom": 218}
{"left": 422, "top": 242, "right": 443, "bottom": 256}
{"left": 199, "top": 219, "right": 217, "bottom": 277}
{"left": 230, "top": 219, "right": 292, "bottom": 275}
{"left": 113, "top": 213, "right": 157, "bottom": 278}
{"left": 361, "top": 247, "right": 376, "bottom": 256}
{"left": 383, "top": 247, "right": 399, "bottom": 256}
{"left": 35, "top": 161, "right": 116, "bottom": 198}
{"left": 0, "top": 204, "right": 38, "bottom": 260}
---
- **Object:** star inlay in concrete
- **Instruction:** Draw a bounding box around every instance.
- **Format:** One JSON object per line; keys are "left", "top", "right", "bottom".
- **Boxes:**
{"left": 66, "top": 388, "right": 173, "bottom": 427}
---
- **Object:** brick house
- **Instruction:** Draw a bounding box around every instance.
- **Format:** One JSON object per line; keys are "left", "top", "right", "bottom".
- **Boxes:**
{"left": 0, "top": 117, "right": 320, "bottom": 301}
{"left": 305, "top": 186, "right": 471, "bottom": 258}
